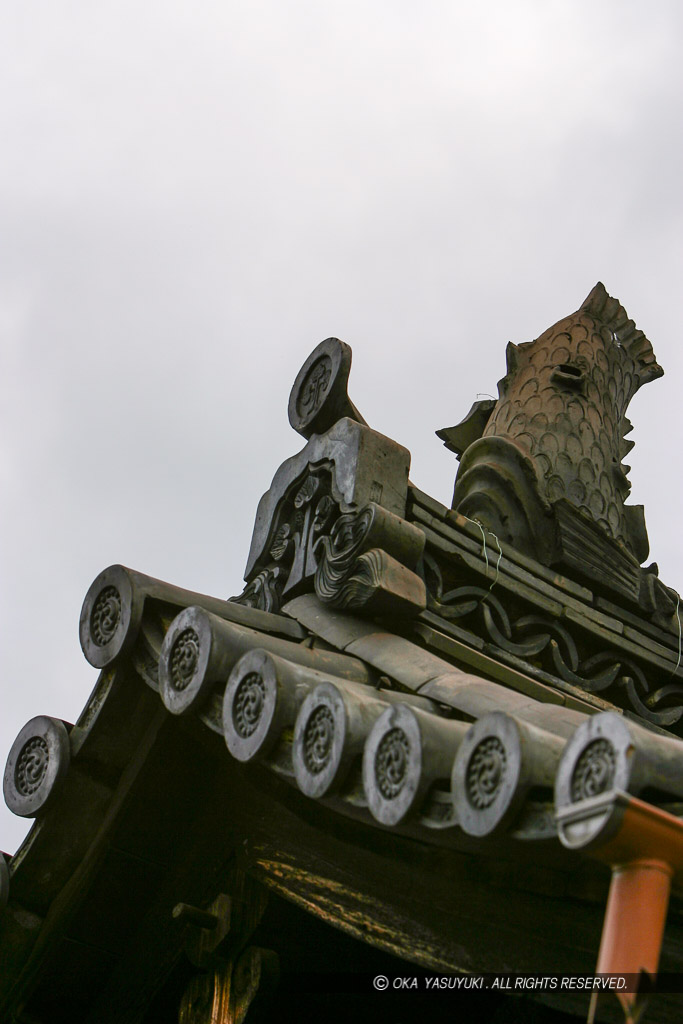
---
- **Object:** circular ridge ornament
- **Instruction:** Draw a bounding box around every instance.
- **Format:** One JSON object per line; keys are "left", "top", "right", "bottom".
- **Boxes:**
{"left": 570, "top": 738, "right": 616, "bottom": 801}
{"left": 451, "top": 713, "right": 523, "bottom": 837}
{"left": 362, "top": 704, "right": 422, "bottom": 826}
{"left": 555, "top": 711, "right": 634, "bottom": 810}
{"left": 375, "top": 727, "right": 411, "bottom": 799}
{"left": 79, "top": 565, "right": 138, "bottom": 668}
{"left": 293, "top": 683, "right": 348, "bottom": 798}
{"left": 223, "top": 650, "right": 281, "bottom": 762}
{"left": 465, "top": 736, "right": 507, "bottom": 810}
{"left": 233, "top": 672, "right": 267, "bottom": 738}
{"left": 288, "top": 338, "right": 363, "bottom": 438}
{"left": 3, "top": 716, "right": 71, "bottom": 818}
{"left": 159, "top": 607, "right": 214, "bottom": 715}
{"left": 302, "top": 705, "right": 335, "bottom": 773}
{"left": 90, "top": 586, "right": 121, "bottom": 647}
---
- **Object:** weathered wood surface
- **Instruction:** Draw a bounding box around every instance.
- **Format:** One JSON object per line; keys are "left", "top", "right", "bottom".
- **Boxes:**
{"left": 2, "top": 637, "right": 683, "bottom": 1023}
{"left": 178, "top": 947, "right": 279, "bottom": 1024}
{"left": 237, "top": 764, "right": 683, "bottom": 1022}
{"left": 4, "top": 558, "right": 683, "bottom": 1023}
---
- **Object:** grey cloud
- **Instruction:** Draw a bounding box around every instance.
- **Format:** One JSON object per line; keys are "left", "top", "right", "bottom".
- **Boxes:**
{"left": 2, "top": 0, "right": 682, "bottom": 851}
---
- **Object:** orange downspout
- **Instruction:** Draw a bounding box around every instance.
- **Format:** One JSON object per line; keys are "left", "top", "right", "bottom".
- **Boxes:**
{"left": 590, "top": 858, "right": 673, "bottom": 1023}
{"left": 558, "top": 792, "right": 683, "bottom": 1024}
{"left": 596, "top": 859, "right": 672, "bottom": 979}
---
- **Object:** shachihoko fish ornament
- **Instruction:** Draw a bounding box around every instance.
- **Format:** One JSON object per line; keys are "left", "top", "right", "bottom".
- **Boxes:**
{"left": 438, "top": 283, "right": 663, "bottom": 573}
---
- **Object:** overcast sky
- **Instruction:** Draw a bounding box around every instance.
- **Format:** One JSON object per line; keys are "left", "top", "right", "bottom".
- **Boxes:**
{"left": 2, "top": 1, "right": 682, "bottom": 853}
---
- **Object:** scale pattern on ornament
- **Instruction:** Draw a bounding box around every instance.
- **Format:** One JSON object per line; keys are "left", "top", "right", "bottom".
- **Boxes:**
{"left": 484, "top": 285, "right": 662, "bottom": 554}
{"left": 443, "top": 284, "right": 663, "bottom": 565}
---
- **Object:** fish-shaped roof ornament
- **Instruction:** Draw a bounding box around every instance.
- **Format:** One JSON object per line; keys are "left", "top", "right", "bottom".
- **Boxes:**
{"left": 438, "top": 283, "right": 667, "bottom": 608}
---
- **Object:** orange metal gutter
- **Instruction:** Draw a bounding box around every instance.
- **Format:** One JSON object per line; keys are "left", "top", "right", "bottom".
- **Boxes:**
{"left": 557, "top": 790, "right": 683, "bottom": 1023}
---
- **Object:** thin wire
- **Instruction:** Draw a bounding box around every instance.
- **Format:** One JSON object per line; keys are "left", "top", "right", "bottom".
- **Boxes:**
{"left": 460, "top": 514, "right": 503, "bottom": 594}
{"left": 672, "top": 592, "right": 682, "bottom": 677}
{"left": 458, "top": 508, "right": 679, "bottom": 675}
{"left": 487, "top": 530, "right": 503, "bottom": 591}
{"left": 477, "top": 522, "right": 489, "bottom": 576}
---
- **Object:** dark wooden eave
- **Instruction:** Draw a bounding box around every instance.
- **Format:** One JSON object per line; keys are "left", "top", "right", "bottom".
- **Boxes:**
{"left": 2, "top": 581, "right": 683, "bottom": 1023}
